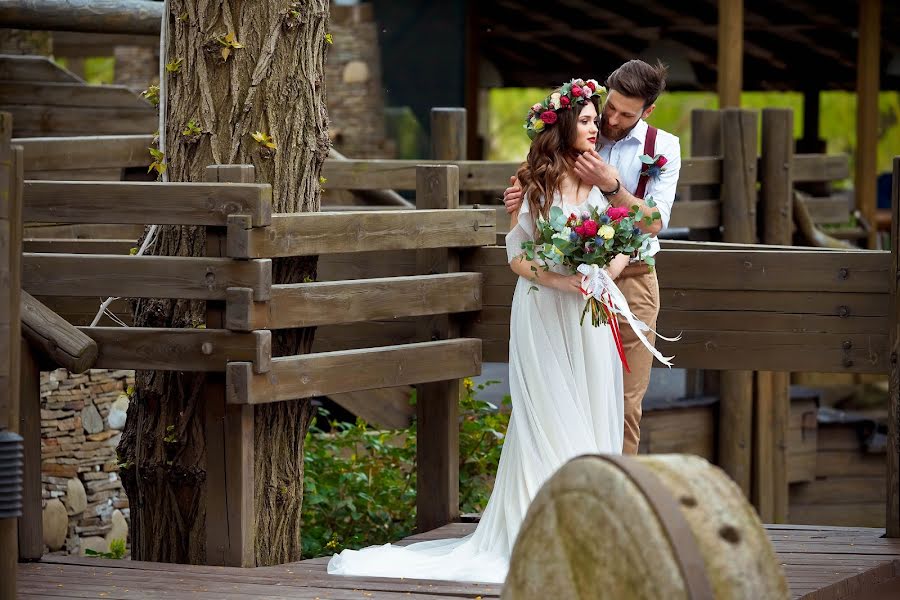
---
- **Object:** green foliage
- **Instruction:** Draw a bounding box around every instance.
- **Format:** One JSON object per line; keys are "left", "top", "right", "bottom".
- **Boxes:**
{"left": 85, "top": 538, "right": 126, "bottom": 559}
{"left": 301, "top": 379, "right": 510, "bottom": 558}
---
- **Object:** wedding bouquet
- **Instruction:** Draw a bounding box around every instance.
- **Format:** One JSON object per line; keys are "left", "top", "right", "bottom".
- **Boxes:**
{"left": 520, "top": 199, "right": 677, "bottom": 370}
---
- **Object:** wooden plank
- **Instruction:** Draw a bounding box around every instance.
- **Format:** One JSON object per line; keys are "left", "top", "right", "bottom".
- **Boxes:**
{"left": 328, "top": 387, "right": 414, "bottom": 429}
{"left": 793, "top": 154, "right": 851, "bottom": 183}
{"left": 20, "top": 291, "right": 98, "bottom": 373}
{"left": 229, "top": 273, "right": 483, "bottom": 330}
{"left": 791, "top": 478, "right": 886, "bottom": 506}
{"left": 23, "top": 238, "right": 135, "bottom": 255}
{"left": 660, "top": 289, "right": 888, "bottom": 318}
{"left": 14, "top": 135, "right": 153, "bottom": 171}
{"left": 22, "top": 167, "right": 124, "bottom": 181}
{"left": 321, "top": 156, "right": 722, "bottom": 192}
{"left": 654, "top": 331, "right": 888, "bottom": 373}
{"left": 666, "top": 199, "right": 720, "bottom": 229}
{"left": 717, "top": 0, "right": 743, "bottom": 108}
{"left": 0, "top": 1, "right": 164, "bottom": 36}
{"left": 2, "top": 105, "right": 156, "bottom": 136}
{"left": 415, "top": 164, "right": 462, "bottom": 534}
{"left": 227, "top": 209, "right": 495, "bottom": 258}
{"left": 805, "top": 196, "right": 852, "bottom": 225}
{"left": 312, "top": 321, "right": 420, "bottom": 353}
{"left": 25, "top": 180, "right": 272, "bottom": 227}
{"left": 80, "top": 327, "right": 270, "bottom": 373}
{"left": 226, "top": 339, "right": 481, "bottom": 405}
{"left": 0, "top": 82, "right": 150, "bottom": 109}
{"left": 856, "top": 0, "right": 881, "bottom": 249}
{"left": 23, "top": 223, "right": 145, "bottom": 240}
{"left": 889, "top": 156, "right": 900, "bottom": 537}
{"left": 23, "top": 254, "right": 272, "bottom": 301}
{"left": 0, "top": 55, "right": 80, "bottom": 83}
{"left": 772, "top": 370, "right": 791, "bottom": 523}
{"left": 17, "top": 341, "right": 42, "bottom": 561}
{"left": 28, "top": 296, "right": 131, "bottom": 326}
{"left": 755, "top": 371, "right": 776, "bottom": 521}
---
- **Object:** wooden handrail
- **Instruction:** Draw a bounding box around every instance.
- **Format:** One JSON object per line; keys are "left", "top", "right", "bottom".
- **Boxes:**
{"left": 20, "top": 291, "right": 97, "bottom": 374}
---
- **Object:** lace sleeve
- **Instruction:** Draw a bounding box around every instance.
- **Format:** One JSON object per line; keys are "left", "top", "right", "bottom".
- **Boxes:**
{"left": 504, "top": 199, "right": 534, "bottom": 263}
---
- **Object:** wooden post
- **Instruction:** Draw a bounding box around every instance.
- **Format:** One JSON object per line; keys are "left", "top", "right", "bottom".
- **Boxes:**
{"left": 759, "top": 108, "right": 794, "bottom": 524}
{"left": 717, "top": 0, "right": 743, "bottom": 108}
{"left": 431, "top": 108, "right": 467, "bottom": 161}
{"left": 684, "top": 110, "right": 723, "bottom": 400}
{"left": 718, "top": 108, "right": 758, "bottom": 498}
{"left": 0, "top": 111, "right": 23, "bottom": 600}
{"left": 415, "top": 164, "right": 461, "bottom": 533}
{"left": 888, "top": 156, "right": 900, "bottom": 537}
{"left": 17, "top": 340, "right": 42, "bottom": 561}
{"left": 856, "top": 0, "right": 881, "bottom": 249}
{"left": 205, "top": 165, "right": 256, "bottom": 567}
{"left": 0, "top": 0, "right": 163, "bottom": 35}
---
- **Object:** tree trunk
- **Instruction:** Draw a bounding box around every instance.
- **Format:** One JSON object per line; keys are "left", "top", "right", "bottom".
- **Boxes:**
{"left": 117, "top": 0, "right": 330, "bottom": 565}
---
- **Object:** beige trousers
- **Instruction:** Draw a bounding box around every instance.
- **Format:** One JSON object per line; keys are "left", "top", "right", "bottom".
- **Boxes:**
{"left": 614, "top": 267, "right": 660, "bottom": 455}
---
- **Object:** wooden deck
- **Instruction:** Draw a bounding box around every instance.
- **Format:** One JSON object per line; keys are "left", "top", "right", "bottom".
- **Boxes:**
{"left": 16, "top": 523, "right": 900, "bottom": 599}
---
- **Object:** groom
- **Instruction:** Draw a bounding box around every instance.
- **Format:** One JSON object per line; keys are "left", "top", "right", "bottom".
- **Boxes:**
{"left": 503, "top": 59, "right": 681, "bottom": 455}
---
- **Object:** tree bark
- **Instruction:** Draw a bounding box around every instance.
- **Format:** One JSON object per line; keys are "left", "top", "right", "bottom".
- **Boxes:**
{"left": 117, "top": 0, "right": 330, "bottom": 565}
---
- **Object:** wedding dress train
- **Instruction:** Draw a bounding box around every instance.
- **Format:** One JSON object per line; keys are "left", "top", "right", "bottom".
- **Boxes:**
{"left": 327, "top": 188, "right": 624, "bottom": 584}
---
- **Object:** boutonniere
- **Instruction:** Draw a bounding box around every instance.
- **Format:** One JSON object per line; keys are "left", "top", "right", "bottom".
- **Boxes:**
{"left": 639, "top": 153, "right": 668, "bottom": 180}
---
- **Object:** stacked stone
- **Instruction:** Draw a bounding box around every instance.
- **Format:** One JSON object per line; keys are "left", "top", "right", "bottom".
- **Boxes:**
{"left": 39, "top": 368, "right": 132, "bottom": 556}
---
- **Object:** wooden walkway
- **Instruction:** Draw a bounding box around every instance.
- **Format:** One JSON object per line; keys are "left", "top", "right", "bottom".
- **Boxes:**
{"left": 16, "top": 523, "right": 900, "bottom": 599}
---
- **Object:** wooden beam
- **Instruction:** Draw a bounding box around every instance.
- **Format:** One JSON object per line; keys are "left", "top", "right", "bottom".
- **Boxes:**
{"left": 79, "top": 327, "right": 270, "bottom": 374}
{"left": 17, "top": 341, "right": 42, "bottom": 561}
{"left": 2, "top": 105, "right": 156, "bottom": 137}
{"left": 226, "top": 339, "right": 482, "bottom": 405}
{"left": 21, "top": 291, "right": 98, "bottom": 374}
{"left": 23, "top": 239, "right": 135, "bottom": 255}
{"left": 15, "top": 135, "right": 153, "bottom": 171}
{"left": 856, "top": 0, "right": 881, "bottom": 249}
{"left": 23, "top": 253, "right": 272, "bottom": 301}
{"left": 24, "top": 180, "right": 272, "bottom": 227}
{"left": 0, "top": 82, "right": 149, "bottom": 109}
{"left": 227, "top": 273, "right": 483, "bottom": 331}
{"left": 227, "top": 209, "right": 495, "bottom": 258}
{"left": 0, "top": 0, "right": 164, "bottom": 35}
{"left": 717, "top": 0, "right": 743, "bottom": 107}
{"left": 0, "top": 55, "right": 80, "bottom": 83}
{"left": 203, "top": 164, "right": 256, "bottom": 568}
{"left": 792, "top": 154, "right": 851, "bottom": 183}
{"left": 888, "top": 156, "right": 900, "bottom": 537}
{"left": 320, "top": 157, "right": 722, "bottom": 191}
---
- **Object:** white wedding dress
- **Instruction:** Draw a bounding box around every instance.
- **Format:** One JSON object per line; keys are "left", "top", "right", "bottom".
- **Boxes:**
{"left": 327, "top": 187, "right": 624, "bottom": 584}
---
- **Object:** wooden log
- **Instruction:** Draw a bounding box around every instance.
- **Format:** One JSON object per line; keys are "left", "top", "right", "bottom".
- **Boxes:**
{"left": 856, "top": 0, "right": 881, "bottom": 249}
{"left": 720, "top": 109, "right": 757, "bottom": 244}
{"left": 326, "top": 147, "right": 413, "bottom": 207}
{"left": 717, "top": 0, "right": 743, "bottom": 108}
{"left": 761, "top": 108, "right": 795, "bottom": 524}
{"left": 79, "top": 327, "right": 270, "bottom": 374}
{"left": 888, "top": 156, "right": 900, "bottom": 538}
{"left": 226, "top": 339, "right": 482, "bottom": 405}
{"left": 20, "top": 291, "right": 98, "bottom": 373}
{"left": 23, "top": 238, "right": 135, "bottom": 255}
{"left": 504, "top": 455, "right": 790, "bottom": 600}
{"left": 431, "top": 108, "right": 466, "bottom": 161}
{"left": 16, "top": 341, "right": 42, "bottom": 561}
{"left": 0, "top": 0, "right": 164, "bottom": 35}
{"left": 226, "top": 272, "right": 483, "bottom": 331}
{"left": 24, "top": 180, "right": 272, "bottom": 227}
{"left": 23, "top": 253, "right": 272, "bottom": 301}
{"left": 226, "top": 209, "right": 495, "bottom": 258}
{"left": 204, "top": 165, "right": 256, "bottom": 568}
{"left": 15, "top": 135, "right": 153, "bottom": 171}
{"left": 415, "top": 164, "right": 463, "bottom": 534}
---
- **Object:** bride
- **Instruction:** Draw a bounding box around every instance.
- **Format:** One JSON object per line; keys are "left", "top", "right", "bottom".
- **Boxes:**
{"left": 327, "top": 78, "right": 627, "bottom": 584}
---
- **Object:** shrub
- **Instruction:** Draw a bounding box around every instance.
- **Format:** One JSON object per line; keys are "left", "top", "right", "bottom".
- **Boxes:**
{"left": 301, "top": 379, "right": 510, "bottom": 558}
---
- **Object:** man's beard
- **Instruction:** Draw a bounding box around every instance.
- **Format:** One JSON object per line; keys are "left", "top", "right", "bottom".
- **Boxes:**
{"left": 599, "top": 117, "right": 637, "bottom": 144}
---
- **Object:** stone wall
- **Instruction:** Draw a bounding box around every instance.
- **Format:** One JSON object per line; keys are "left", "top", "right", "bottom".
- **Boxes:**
{"left": 326, "top": 3, "right": 393, "bottom": 159}
{"left": 40, "top": 368, "right": 132, "bottom": 556}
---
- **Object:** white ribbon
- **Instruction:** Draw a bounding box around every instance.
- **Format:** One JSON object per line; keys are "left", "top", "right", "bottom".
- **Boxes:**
{"left": 577, "top": 263, "right": 681, "bottom": 368}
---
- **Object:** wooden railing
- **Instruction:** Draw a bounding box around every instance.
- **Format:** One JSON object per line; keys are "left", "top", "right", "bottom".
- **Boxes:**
{"left": 14, "top": 160, "right": 494, "bottom": 566}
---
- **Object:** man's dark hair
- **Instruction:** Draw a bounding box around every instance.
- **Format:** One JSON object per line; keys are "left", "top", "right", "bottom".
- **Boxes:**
{"left": 605, "top": 59, "right": 669, "bottom": 108}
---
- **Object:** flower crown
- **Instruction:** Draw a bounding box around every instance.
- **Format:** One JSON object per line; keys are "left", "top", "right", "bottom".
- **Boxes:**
{"left": 525, "top": 78, "right": 607, "bottom": 140}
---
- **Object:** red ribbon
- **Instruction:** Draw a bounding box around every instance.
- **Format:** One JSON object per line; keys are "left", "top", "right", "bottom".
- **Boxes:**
{"left": 602, "top": 295, "right": 630, "bottom": 373}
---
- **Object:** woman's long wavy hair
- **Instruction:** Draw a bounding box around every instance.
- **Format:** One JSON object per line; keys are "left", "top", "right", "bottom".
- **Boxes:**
{"left": 516, "top": 93, "right": 600, "bottom": 229}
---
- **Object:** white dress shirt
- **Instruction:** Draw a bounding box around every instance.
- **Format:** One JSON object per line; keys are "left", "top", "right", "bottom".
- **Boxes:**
{"left": 597, "top": 118, "right": 681, "bottom": 256}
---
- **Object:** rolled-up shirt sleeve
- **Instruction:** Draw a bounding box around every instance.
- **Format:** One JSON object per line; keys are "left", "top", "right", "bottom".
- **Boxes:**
{"left": 645, "top": 132, "right": 681, "bottom": 230}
